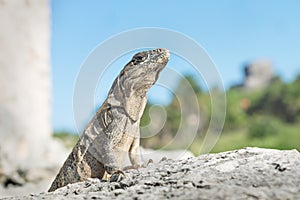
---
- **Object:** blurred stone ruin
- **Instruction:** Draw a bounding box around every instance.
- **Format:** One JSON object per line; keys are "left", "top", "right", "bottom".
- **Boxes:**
{"left": 243, "top": 60, "right": 274, "bottom": 89}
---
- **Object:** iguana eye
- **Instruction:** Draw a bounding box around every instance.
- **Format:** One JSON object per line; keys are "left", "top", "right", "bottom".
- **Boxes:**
{"left": 132, "top": 53, "right": 148, "bottom": 65}
{"left": 135, "top": 55, "right": 145, "bottom": 60}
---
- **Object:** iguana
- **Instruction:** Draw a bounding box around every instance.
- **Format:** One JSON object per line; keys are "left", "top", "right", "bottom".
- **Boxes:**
{"left": 49, "top": 48, "right": 170, "bottom": 192}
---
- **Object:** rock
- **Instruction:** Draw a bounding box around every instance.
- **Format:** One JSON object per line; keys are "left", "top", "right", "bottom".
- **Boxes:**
{"left": 123, "top": 147, "right": 194, "bottom": 166}
{"left": 2, "top": 147, "right": 300, "bottom": 199}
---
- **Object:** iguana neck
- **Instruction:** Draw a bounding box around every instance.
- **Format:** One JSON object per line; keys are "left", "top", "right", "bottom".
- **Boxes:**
{"left": 105, "top": 77, "right": 148, "bottom": 123}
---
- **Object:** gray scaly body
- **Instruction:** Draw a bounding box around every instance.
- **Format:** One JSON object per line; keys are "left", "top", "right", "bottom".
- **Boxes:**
{"left": 49, "top": 48, "right": 170, "bottom": 191}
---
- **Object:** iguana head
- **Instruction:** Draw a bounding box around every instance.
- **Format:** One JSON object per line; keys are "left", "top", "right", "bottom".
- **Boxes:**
{"left": 115, "top": 48, "right": 170, "bottom": 122}
{"left": 122, "top": 48, "right": 170, "bottom": 92}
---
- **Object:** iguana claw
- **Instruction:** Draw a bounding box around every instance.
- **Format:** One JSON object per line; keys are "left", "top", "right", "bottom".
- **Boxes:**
{"left": 109, "top": 170, "right": 125, "bottom": 182}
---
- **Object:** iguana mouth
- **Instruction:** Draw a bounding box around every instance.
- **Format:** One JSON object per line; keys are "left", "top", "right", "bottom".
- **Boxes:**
{"left": 155, "top": 48, "right": 170, "bottom": 63}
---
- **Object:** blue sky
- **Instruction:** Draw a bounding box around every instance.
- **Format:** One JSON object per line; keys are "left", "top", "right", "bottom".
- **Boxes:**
{"left": 51, "top": 1, "right": 300, "bottom": 132}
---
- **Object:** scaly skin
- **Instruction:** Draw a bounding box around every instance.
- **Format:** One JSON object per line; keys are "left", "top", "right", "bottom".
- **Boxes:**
{"left": 48, "top": 48, "right": 170, "bottom": 192}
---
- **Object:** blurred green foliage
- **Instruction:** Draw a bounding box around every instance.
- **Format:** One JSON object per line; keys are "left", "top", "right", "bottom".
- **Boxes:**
{"left": 53, "top": 131, "right": 79, "bottom": 149}
{"left": 247, "top": 77, "right": 298, "bottom": 122}
{"left": 140, "top": 74, "right": 300, "bottom": 154}
{"left": 247, "top": 116, "right": 280, "bottom": 138}
{"left": 54, "top": 74, "right": 300, "bottom": 154}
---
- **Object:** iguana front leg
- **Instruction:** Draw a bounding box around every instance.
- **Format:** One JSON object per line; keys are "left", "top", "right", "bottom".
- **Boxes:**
{"left": 126, "top": 133, "right": 153, "bottom": 170}
{"left": 87, "top": 131, "right": 125, "bottom": 182}
{"left": 129, "top": 135, "right": 143, "bottom": 168}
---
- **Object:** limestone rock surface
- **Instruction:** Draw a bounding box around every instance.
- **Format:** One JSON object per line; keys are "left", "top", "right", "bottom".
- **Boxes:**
{"left": 2, "top": 147, "right": 299, "bottom": 200}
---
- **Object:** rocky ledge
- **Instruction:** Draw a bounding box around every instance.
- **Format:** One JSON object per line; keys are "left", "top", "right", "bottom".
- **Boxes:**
{"left": 2, "top": 147, "right": 300, "bottom": 200}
